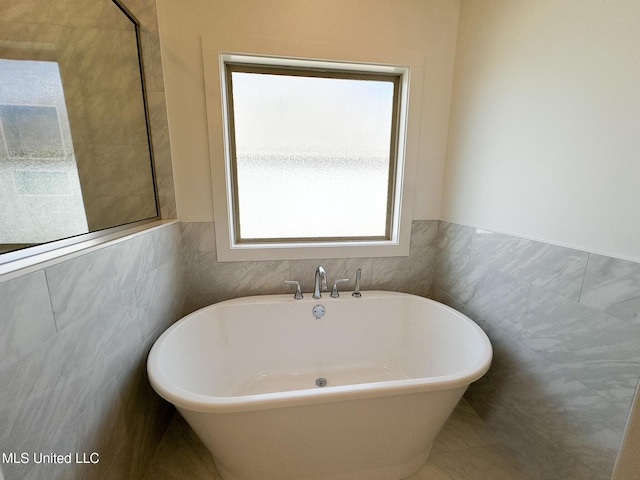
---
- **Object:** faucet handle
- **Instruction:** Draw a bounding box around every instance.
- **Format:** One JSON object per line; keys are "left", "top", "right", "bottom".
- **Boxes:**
{"left": 330, "top": 278, "right": 349, "bottom": 298}
{"left": 284, "top": 280, "right": 303, "bottom": 299}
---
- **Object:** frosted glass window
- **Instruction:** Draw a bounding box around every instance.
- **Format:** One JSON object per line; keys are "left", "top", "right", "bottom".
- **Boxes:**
{"left": 225, "top": 64, "right": 401, "bottom": 242}
{"left": 0, "top": 59, "right": 88, "bottom": 245}
{"left": 0, "top": 105, "right": 64, "bottom": 157}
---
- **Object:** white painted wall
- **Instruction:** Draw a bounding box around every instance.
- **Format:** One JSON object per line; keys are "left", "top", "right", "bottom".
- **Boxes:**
{"left": 442, "top": 0, "right": 640, "bottom": 262}
{"left": 156, "top": 0, "right": 460, "bottom": 223}
{"left": 157, "top": 0, "right": 640, "bottom": 262}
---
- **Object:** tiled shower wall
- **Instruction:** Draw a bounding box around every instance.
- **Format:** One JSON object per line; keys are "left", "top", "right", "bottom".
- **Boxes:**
{"left": 433, "top": 222, "right": 640, "bottom": 480}
{"left": 0, "top": 222, "right": 186, "bottom": 480}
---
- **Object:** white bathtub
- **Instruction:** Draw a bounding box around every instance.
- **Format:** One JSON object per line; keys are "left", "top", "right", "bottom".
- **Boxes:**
{"left": 147, "top": 291, "right": 492, "bottom": 480}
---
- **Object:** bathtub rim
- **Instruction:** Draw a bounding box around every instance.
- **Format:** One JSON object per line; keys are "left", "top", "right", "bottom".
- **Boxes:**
{"left": 147, "top": 291, "right": 492, "bottom": 414}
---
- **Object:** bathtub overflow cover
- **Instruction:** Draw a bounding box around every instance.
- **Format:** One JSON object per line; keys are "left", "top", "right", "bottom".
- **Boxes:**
{"left": 315, "top": 377, "right": 327, "bottom": 387}
{"left": 312, "top": 304, "right": 325, "bottom": 319}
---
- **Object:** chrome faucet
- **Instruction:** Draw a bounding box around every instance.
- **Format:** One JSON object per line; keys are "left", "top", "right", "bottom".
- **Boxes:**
{"left": 330, "top": 278, "right": 349, "bottom": 298}
{"left": 284, "top": 280, "right": 303, "bottom": 299}
{"left": 313, "top": 266, "right": 328, "bottom": 299}
{"left": 352, "top": 267, "right": 362, "bottom": 297}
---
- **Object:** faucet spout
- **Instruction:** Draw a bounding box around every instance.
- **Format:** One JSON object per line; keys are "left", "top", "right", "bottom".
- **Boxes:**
{"left": 313, "top": 266, "right": 328, "bottom": 299}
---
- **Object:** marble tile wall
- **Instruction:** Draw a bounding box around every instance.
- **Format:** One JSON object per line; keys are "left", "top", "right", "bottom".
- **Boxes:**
{"left": 69, "top": 0, "right": 177, "bottom": 227}
{"left": 2, "top": 217, "right": 636, "bottom": 480}
{"left": 612, "top": 381, "right": 640, "bottom": 480}
{"left": 0, "top": 222, "right": 186, "bottom": 480}
{"left": 433, "top": 222, "right": 640, "bottom": 480}
{"left": 180, "top": 220, "right": 439, "bottom": 312}
{"left": 121, "top": 0, "right": 177, "bottom": 221}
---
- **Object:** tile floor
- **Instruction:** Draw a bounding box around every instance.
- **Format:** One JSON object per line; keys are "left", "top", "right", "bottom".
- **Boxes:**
{"left": 142, "top": 398, "right": 532, "bottom": 480}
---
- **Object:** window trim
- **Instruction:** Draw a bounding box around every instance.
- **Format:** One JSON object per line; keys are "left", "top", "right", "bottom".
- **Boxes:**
{"left": 223, "top": 61, "right": 403, "bottom": 245}
{"left": 204, "top": 50, "right": 424, "bottom": 261}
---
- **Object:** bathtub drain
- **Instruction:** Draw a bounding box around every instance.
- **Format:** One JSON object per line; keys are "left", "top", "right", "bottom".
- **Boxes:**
{"left": 315, "top": 377, "right": 327, "bottom": 387}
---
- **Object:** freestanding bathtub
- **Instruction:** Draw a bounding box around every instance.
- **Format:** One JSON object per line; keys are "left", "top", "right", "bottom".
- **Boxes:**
{"left": 147, "top": 291, "right": 492, "bottom": 480}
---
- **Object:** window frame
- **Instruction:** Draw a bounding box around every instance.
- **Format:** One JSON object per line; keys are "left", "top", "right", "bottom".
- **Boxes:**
{"left": 205, "top": 51, "right": 423, "bottom": 262}
{"left": 223, "top": 61, "right": 403, "bottom": 245}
